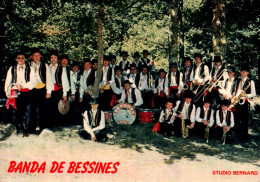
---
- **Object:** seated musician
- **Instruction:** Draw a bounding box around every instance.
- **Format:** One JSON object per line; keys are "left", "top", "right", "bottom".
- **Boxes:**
{"left": 110, "top": 66, "right": 124, "bottom": 107}
{"left": 172, "top": 90, "right": 196, "bottom": 137}
{"left": 79, "top": 98, "right": 107, "bottom": 142}
{"left": 153, "top": 69, "right": 169, "bottom": 109}
{"left": 157, "top": 99, "right": 175, "bottom": 137}
{"left": 118, "top": 80, "right": 143, "bottom": 107}
{"left": 190, "top": 53, "right": 210, "bottom": 107}
{"left": 79, "top": 58, "right": 95, "bottom": 112}
{"left": 194, "top": 96, "right": 215, "bottom": 139}
{"left": 117, "top": 51, "right": 131, "bottom": 77}
{"left": 4, "top": 52, "right": 36, "bottom": 136}
{"left": 215, "top": 99, "right": 234, "bottom": 143}
{"left": 208, "top": 55, "right": 228, "bottom": 107}
{"left": 99, "top": 55, "right": 115, "bottom": 111}
{"left": 234, "top": 65, "right": 256, "bottom": 141}
{"left": 181, "top": 56, "right": 193, "bottom": 90}
{"left": 137, "top": 64, "right": 154, "bottom": 108}
{"left": 167, "top": 62, "right": 183, "bottom": 101}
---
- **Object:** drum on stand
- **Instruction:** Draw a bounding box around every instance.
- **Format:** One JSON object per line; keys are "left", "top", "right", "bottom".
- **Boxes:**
{"left": 112, "top": 103, "right": 136, "bottom": 125}
{"left": 135, "top": 108, "right": 154, "bottom": 124}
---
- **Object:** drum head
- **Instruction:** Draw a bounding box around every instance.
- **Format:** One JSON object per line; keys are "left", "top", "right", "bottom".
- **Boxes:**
{"left": 112, "top": 103, "right": 136, "bottom": 125}
{"left": 58, "top": 100, "right": 70, "bottom": 115}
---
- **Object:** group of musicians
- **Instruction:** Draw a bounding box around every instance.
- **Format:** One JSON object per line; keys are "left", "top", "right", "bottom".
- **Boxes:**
{"left": 4, "top": 49, "right": 256, "bottom": 143}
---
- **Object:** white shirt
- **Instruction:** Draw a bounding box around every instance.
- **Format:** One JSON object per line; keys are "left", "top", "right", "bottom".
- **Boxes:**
{"left": 159, "top": 109, "right": 175, "bottom": 124}
{"left": 216, "top": 110, "right": 234, "bottom": 127}
{"left": 184, "top": 67, "right": 192, "bottom": 82}
{"left": 166, "top": 72, "right": 183, "bottom": 93}
{"left": 195, "top": 106, "right": 214, "bottom": 127}
{"left": 173, "top": 101, "right": 196, "bottom": 123}
{"left": 4, "top": 65, "right": 36, "bottom": 96}
{"left": 61, "top": 67, "right": 70, "bottom": 96}
{"left": 100, "top": 66, "right": 114, "bottom": 86}
{"left": 235, "top": 77, "right": 256, "bottom": 99}
{"left": 31, "top": 61, "right": 53, "bottom": 94}
{"left": 79, "top": 69, "right": 92, "bottom": 98}
{"left": 118, "top": 88, "right": 143, "bottom": 106}
{"left": 219, "top": 77, "right": 235, "bottom": 99}
{"left": 129, "top": 73, "right": 137, "bottom": 88}
{"left": 83, "top": 109, "right": 105, "bottom": 134}
{"left": 153, "top": 78, "right": 169, "bottom": 95}
{"left": 138, "top": 73, "right": 148, "bottom": 91}
{"left": 111, "top": 76, "right": 124, "bottom": 95}
{"left": 191, "top": 63, "right": 210, "bottom": 83}
{"left": 49, "top": 63, "right": 58, "bottom": 84}
{"left": 117, "top": 60, "right": 130, "bottom": 76}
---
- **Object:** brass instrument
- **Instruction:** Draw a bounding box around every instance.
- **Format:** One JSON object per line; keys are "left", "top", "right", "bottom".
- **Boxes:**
{"left": 149, "top": 74, "right": 155, "bottom": 90}
{"left": 183, "top": 84, "right": 189, "bottom": 91}
{"left": 222, "top": 131, "right": 227, "bottom": 145}
{"left": 208, "top": 68, "right": 226, "bottom": 92}
{"left": 205, "top": 125, "right": 210, "bottom": 143}
{"left": 181, "top": 118, "right": 189, "bottom": 138}
{"left": 228, "top": 82, "right": 250, "bottom": 109}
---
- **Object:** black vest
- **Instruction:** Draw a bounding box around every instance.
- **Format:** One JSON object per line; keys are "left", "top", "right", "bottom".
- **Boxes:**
{"left": 56, "top": 65, "right": 71, "bottom": 87}
{"left": 101, "top": 66, "right": 113, "bottom": 81}
{"left": 11, "top": 63, "right": 31, "bottom": 83}
{"left": 224, "top": 78, "right": 237, "bottom": 95}
{"left": 118, "top": 60, "right": 131, "bottom": 71}
{"left": 210, "top": 65, "right": 225, "bottom": 80}
{"left": 141, "top": 57, "right": 151, "bottom": 65}
{"left": 217, "top": 109, "right": 231, "bottom": 126}
{"left": 193, "top": 64, "right": 206, "bottom": 79}
{"left": 115, "top": 76, "right": 124, "bottom": 89}
{"left": 30, "top": 61, "right": 47, "bottom": 83}
{"left": 85, "top": 69, "right": 95, "bottom": 87}
{"left": 86, "top": 109, "right": 102, "bottom": 128}
{"left": 124, "top": 88, "right": 136, "bottom": 104}
{"left": 163, "top": 109, "right": 174, "bottom": 123}
{"left": 182, "top": 66, "right": 193, "bottom": 83}
{"left": 176, "top": 101, "right": 193, "bottom": 119}
{"left": 235, "top": 78, "right": 252, "bottom": 95}
{"left": 199, "top": 106, "right": 212, "bottom": 121}
{"left": 168, "top": 71, "right": 181, "bottom": 86}
{"left": 155, "top": 78, "right": 166, "bottom": 90}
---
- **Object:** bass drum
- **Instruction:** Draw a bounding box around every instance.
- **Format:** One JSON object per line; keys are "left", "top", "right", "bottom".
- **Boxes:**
{"left": 112, "top": 103, "right": 136, "bottom": 125}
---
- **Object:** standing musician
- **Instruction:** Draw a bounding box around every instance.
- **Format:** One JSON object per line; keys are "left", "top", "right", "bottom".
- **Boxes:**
{"left": 181, "top": 56, "right": 193, "bottom": 90}
{"left": 110, "top": 66, "right": 124, "bottom": 106}
{"left": 118, "top": 80, "right": 143, "bottom": 107}
{"left": 5, "top": 52, "right": 36, "bottom": 136}
{"left": 99, "top": 55, "right": 115, "bottom": 111}
{"left": 195, "top": 97, "right": 215, "bottom": 139}
{"left": 172, "top": 90, "right": 196, "bottom": 137}
{"left": 117, "top": 51, "right": 131, "bottom": 77}
{"left": 79, "top": 58, "right": 95, "bottom": 112}
{"left": 208, "top": 56, "right": 228, "bottom": 107}
{"left": 137, "top": 64, "right": 154, "bottom": 108}
{"left": 109, "top": 55, "right": 117, "bottom": 70}
{"left": 157, "top": 99, "right": 175, "bottom": 137}
{"left": 153, "top": 69, "right": 169, "bottom": 109}
{"left": 132, "top": 52, "right": 144, "bottom": 73}
{"left": 141, "top": 50, "right": 155, "bottom": 72}
{"left": 190, "top": 53, "right": 210, "bottom": 107}
{"left": 29, "top": 48, "right": 53, "bottom": 133}
{"left": 234, "top": 65, "right": 256, "bottom": 141}
{"left": 79, "top": 98, "right": 107, "bottom": 142}
{"left": 167, "top": 62, "right": 183, "bottom": 101}
{"left": 215, "top": 99, "right": 235, "bottom": 143}
{"left": 91, "top": 59, "right": 98, "bottom": 72}
{"left": 127, "top": 63, "right": 139, "bottom": 88}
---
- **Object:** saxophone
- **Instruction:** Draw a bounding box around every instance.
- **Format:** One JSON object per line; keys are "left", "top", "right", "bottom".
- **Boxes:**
{"left": 228, "top": 82, "right": 250, "bottom": 109}
{"left": 205, "top": 125, "right": 210, "bottom": 143}
{"left": 222, "top": 131, "right": 227, "bottom": 145}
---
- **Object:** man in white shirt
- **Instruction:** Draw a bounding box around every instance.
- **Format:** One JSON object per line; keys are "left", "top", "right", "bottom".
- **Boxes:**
{"left": 110, "top": 66, "right": 124, "bottom": 106}
{"left": 127, "top": 63, "right": 139, "bottom": 88}
{"left": 181, "top": 56, "right": 193, "bottom": 88}
{"left": 132, "top": 52, "right": 144, "bottom": 73}
{"left": 153, "top": 69, "right": 168, "bottom": 109}
{"left": 117, "top": 51, "right": 131, "bottom": 77}
{"left": 79, "top": 98, "right": 107, "bottom": 142}
{"left": 29, "top": 48, "right": 53, "bottom": 133}
{"left": 118, "top": 80, "right": 143, "bottom": 107}
{"left": 141, "top": 50, "right": 155, "bottom": 72}
{"left": 4, "top": 52, "right": 36, "bottom": 136}
{"left": 234, "top": 65, "right": 256, "bottom": 141}
{"left": 172, "top": 90, "right": 196, "bottom": 137}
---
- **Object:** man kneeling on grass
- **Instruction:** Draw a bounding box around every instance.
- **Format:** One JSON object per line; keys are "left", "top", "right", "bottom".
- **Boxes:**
{"left": 79, "top": 98, "right": 108, "bottom": 142}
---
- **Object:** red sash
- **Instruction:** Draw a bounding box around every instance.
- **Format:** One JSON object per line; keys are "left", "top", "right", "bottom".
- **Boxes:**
{"left": 53, "top": 83, "right": 62, "bottom": 91}
{"left": 5, "top": 90, "right": 17, "bottom": 110}
{"left": 110, "top": 94, "right": 117, "bottom": 107}
{"left": 20, "top": 88, "right": 30, "bottom": 92}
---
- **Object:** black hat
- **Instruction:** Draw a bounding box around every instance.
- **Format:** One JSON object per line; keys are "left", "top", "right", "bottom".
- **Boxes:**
{"left": 121, "top": 51, "right": 129, "bottom": 57}
{"left": 141, "top": 64, "right": 148, "bottom": 69}
{"left": 49, "top": 50, "right": 59, "bottom": 57}
{"left": 169, "top": 62, "right": 178, "bottom": 68}
{"left": 103, "top": 55, "right": 110, "bottom": 61}
{"left": 92, "top": 58, "right": 97, "bottom": 64}
{"left": 110, "top": 55, "right": 116, "bottom": 61}
{"left": 166, "top": 98, "right": 174, "bottom": 104}
{"left": 213, "top": 55, "right": 222, "bottom": 62}
{"left": 71, "top": 61, "right": 80, "bottom": 67}
{"left": 184, "top": 56, "right": 192, "bottom": 62}
{"left": 240, "top": 65, "right": 249, "bottom": 72}
{"left": 142, "top": 50, "right": 150, "bottom": 55}
{"left": 157, "top": 69, "right": 167, "bottom": 74}
{"left": 15, "top": 51, "right": 26, "bottom": 57}
{"left": 84, "top": 58, "right": 91, "bottom": 63}
{"left": 194, "top": 53, "right": 202, "bottom": 59}
{"left": 227, "top": 66, "right": 236, "bottom": 73}
{"left": 133, "top": 52, "right": 141, "bottom": 58}
{"left": 123, "top": 80, "right": 133, "bottom": 85}
{"left": 130, "top": 63, "right": 137, "bottom": 68}
{"left": 89, "top": 97, "right": 99, "bottom": 104}
{"left": 220, "top": 99, "right": 230, "bottom": 106}
{"left": 203, "top": 96, "right": 211, "bottom": 103}
{"left": 60, "top": 54, "right": 69, "bottom": 61}
{"left": 184, "top": 90, "right": 194, "bottom": 99}
{"left": 31, "top": 48, "right": 42, "bottom": 55}
{"left": 115, "top": 66, "right": 122, "bottom": 72}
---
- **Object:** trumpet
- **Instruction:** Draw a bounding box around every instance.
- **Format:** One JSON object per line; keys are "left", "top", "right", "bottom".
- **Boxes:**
{"left": 222, "top": 131, "right": 227, "bottom": 145}
{"left": 205, "top": 125, "right": 210, "bottom": 143}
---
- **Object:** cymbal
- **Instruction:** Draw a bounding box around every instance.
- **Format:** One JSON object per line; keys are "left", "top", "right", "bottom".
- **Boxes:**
{"left": 58, "top": 99, "right": 70, "bottom": 115}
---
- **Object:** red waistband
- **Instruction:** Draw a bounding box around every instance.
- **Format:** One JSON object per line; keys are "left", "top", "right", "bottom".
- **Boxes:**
{"left": 213, "top": 87, "right": 219, "bottom": 90}
{"left": 187, "top": 81, "right": 191, "bottom": 86}
{"left": 170, "top": 86, "right": 178, "bottom": 89}
{"left": 20, "top": 88, "right": 30, "bottom": 92}
{"left": 53, "top": 83, "right": 62, "bottom": 91}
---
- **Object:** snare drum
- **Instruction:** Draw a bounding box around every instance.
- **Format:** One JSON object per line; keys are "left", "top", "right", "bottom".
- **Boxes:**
{"left": 136, "top": 108, "right": 154, "bottom": 123}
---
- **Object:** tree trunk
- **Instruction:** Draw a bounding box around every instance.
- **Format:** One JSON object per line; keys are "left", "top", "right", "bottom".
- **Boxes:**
{"left": 168, "top": 0, "right": 179, "bottom": 64}
{"left": 212, "top": 0, "right": 227, "bottom": 57}
{"left": 92, "top": 4, "right": 105, "bottom": 98}
{"left": 178, "top": 0, "right": 184, "bottom": 67}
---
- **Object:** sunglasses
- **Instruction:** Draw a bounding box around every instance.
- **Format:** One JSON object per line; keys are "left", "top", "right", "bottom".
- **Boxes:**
{"left": 17, "top": 57, "right": 25, "bottom": 59}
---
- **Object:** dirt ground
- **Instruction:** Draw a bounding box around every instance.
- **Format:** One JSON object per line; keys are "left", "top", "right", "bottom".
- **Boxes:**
{"left": 0, "top": 124, "right": 259, "bottom": 182}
